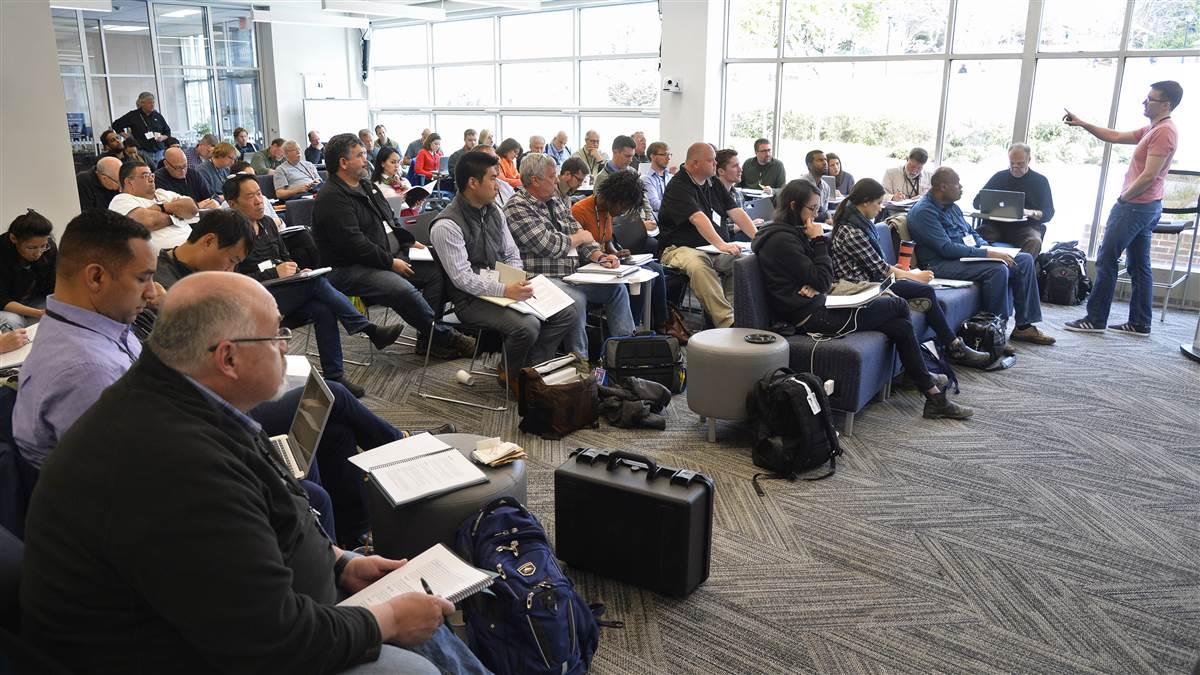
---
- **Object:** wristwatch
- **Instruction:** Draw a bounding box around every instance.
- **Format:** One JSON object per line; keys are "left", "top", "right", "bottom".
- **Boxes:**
{"left": 334, "top": 549, "right": 362, "bottom": 582}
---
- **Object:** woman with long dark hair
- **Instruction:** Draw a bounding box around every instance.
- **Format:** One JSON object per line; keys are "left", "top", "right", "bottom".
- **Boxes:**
{"left": 831, "top": 178, "right": 990, "bottom": 367}
{"left": 371, "top": 146, "right": 410, "bottom": 198}
{"left": 751, "top": 179, "right": 973, "bottom": 420}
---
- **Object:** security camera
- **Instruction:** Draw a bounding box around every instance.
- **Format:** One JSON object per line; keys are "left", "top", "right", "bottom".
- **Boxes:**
{"left": 662, "top": 77, "right": 681, "bottom": 93}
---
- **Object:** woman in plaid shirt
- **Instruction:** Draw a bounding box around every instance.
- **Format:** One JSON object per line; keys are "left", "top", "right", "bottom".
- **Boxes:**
{"left": 830, "top": 178, "right": 991, "bottom": 368}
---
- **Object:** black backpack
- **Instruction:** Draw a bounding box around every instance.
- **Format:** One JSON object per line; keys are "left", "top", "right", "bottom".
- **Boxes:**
{"left": 1037, "top": 241, "right": 1091, "bottom": 306}
{"left": 958, "top": 312, "right": 1008, "bottom": 362}
{"left": 745, "top": 368, "right": 842, "bottom": 496}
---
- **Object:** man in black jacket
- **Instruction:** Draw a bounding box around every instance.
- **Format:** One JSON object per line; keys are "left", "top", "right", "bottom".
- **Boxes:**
{"left": 21, "top": 271, "right": 486, "bottom": 674}
{"left": 75, "top": 156, "right": 122, "bottom": 210}
{"left": 313, "top": 133, "right": 474, "bottom": 359}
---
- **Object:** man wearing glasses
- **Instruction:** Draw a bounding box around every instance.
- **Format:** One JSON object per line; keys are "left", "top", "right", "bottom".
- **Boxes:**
{"left": 20, "top": 270, "right": 487, "bottom": 675}
{"left": 641, "top": 142, "right": 674, "bottom": 217}
{"left": 1064, "top": 80, "right": 1183, "bottom": 337}
{"left": 76, "top": 156, "right": 123, "bottom": 211}
{"left": 108, "top": 159, "right": 199, "bottom": 250}
{"left": 739, "top": 138, "right": 787, "bottom": 195}
{"left": 153, "top": 147, "right": 220, "bottom": 208}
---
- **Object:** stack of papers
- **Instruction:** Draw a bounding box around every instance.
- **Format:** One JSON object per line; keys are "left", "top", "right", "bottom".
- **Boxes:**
{"left": 823, "top": 284, "right": 883, "bottom": 309}
{"left": 531, "top": 354, "right": 584, "bottom": 386}
{"left": 578, "top": 262, "right": 638, "bottom": 277}
{"left": 698, "top": 241, "right": 753, "bottom": 255}
{"left": 623, "top": 253, "right": 654, "bottom": 266}
{"left": 471, "top": 437, "right": 527, "bottom": 467}
{"left": 962, "top": 245, "right": 1020, "bottom": 263}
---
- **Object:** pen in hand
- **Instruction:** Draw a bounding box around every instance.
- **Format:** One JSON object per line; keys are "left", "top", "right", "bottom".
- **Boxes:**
{"left": 421, "top": 577, "right": 453, "bottom": 628}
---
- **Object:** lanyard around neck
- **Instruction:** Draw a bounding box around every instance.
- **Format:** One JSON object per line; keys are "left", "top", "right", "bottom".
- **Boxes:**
{"left": 44, "top": 308, "right": 137, "bottom": 364}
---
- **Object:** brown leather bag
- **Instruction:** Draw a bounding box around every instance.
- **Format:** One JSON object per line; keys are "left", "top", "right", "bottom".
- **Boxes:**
{"left": 517, "top": 356, "right": 600, "bottom": 440}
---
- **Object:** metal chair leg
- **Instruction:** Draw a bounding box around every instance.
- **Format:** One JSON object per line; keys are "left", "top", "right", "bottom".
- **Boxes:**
{"left": 417, "top": 327, "right": 509, "bottom": 412}
{"left": 1161, "top": 232, "right": 1184, "bottom": 322}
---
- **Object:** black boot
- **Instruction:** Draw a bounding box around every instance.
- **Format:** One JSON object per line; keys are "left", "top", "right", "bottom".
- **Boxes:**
{"left": 364, "top": 323, "right": 403, "bottom": 350}
{"left": 327, "top": 375, "right": 366, "bottom": 399}
{"left": 947, "top": 338, "right": 993, "bottom": 369}
{"left": 402, "top": 423, "right": 457, "bottom": 437}
{"left": 922, "top": 390, "right": 974, "bottom": 420}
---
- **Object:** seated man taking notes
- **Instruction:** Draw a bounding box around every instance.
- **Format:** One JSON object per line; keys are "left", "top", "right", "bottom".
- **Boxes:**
{"left": 20, "top": 270, "right": 485, "bottom": 675}
{"left": 907, "top": 167, "right": 1055, "bottom": 347}
{"left": 430, "top": 150, "right": 578, "bottom": 378}
{"left": 656, "top": 142, "right": 758, "bottom": 329}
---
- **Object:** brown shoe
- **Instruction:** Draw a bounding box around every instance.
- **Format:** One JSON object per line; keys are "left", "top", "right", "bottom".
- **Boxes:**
{"left": 1010, "top": 325, "right": 1056, "bottom": 345}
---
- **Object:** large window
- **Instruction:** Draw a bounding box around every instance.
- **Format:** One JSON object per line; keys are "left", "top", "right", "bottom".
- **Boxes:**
{"left": 53, "top": 1, "right": 264, "bottom": 160}
{"left": 723, "top": 0, "right": 1199, "bottom": 263}
{"left": 369, "top": 2, "right": 660, "bottom": 164}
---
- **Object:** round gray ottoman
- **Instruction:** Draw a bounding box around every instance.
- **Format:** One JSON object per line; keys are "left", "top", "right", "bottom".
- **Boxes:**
{"left": 367, "top": 433, "right": 527, "bottom": 560}
{"left": 686, "top": 328, "right": 790, "bottom": 442}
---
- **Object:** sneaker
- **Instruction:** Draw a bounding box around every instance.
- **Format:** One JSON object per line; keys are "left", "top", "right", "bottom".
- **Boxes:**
{"left": 326, "top": 375, "right": 366, "bottom": 398}
{"left": 450, "top": 330, "right": 478, "bottom": 358}
{"left": 1064, "top": 318, "right": 1105, "bottom": 334}
{"left": 366, "top": 323, "right": 404, "bottom": 350}
{"left": 923, "top": 391, "right": 974, "bottom": 420}
{"left": 402, "top": 423, "right": 457, "bottom": 437}
{"left": 416, "top": 333, "right": 459, "bottom": 360}
{"left": 1010, "top": 325, "right": 1056, "bottom": 345}
{"left": 947, "top": 339, "right": 993, "bottom": 368}
{"left": 1108, "top": 322, "right": 1151, "bottom": 337}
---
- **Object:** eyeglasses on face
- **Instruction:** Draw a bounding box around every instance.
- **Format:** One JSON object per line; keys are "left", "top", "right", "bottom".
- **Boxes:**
{"left": 207, "top": 326, "right": 293, "bottom": 352}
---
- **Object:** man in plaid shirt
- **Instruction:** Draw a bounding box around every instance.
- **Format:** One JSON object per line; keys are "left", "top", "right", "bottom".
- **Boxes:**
{"left": 504, "top": 153, "right": 635, "bottom": 358}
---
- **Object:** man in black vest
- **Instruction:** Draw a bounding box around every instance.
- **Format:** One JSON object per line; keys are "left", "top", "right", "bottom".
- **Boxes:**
{"left": 429, "top": 151, "right": 577, "bottom": 377}
{"left": 313, "top": 134, "right": 474, "bottom": 359}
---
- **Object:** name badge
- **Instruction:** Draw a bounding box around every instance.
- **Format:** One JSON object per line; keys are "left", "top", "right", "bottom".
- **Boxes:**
{"left": 258, "top": 260, "right": 274, "bottom": 272}
{"left": 962, "top": 234, "right": 975, "bottom": 246}
{"left": 480, "top": 268, "right": 500, "bottom": 285}
{"left": 712, "top": 210, "right": 721, "bottom": 223}
{"left": 144, "top": 131, "right": 156, "bottom": 140}
{"left": 566, "top": 247, "right": 578, "bottom": 258}
{"left": 383, "top": 220, "right": 394, "bottom": 234}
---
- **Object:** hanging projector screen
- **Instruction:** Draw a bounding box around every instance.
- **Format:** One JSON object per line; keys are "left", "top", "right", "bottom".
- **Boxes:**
{"left": 303, "top": 99, "right": 369, "bottom": 139}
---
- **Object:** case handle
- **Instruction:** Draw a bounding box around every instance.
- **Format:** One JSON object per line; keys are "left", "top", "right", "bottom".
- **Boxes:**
{"left": 605, "top": 451, "right": 658, "bottom": 479}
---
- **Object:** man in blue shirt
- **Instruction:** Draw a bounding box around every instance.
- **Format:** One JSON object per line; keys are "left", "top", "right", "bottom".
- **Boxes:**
{"left": 907, "top": 167, "right": 1055, "bottom": 346}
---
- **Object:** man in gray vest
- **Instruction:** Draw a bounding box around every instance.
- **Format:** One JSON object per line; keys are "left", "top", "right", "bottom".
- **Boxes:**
{"left": 429, "top": 151, "right": 577, "bottom": 382}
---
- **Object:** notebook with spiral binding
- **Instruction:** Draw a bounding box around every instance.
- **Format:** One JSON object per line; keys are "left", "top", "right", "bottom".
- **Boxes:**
{"left": 351, "top": 433, "right": 488, "bottom": 508}
{"left": 338, "top": 544, "right": 496, "bottom": 607}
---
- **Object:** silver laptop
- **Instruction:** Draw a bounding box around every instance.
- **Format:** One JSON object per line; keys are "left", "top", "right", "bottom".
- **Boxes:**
{"left": 821, "top": 174, "right": 836, "bottom": 195}
{"left": 269, "top": 370, "right": 335, "bottom": 479}
{"left": 978, "top": 189, "right": 1025, "bottom": 219}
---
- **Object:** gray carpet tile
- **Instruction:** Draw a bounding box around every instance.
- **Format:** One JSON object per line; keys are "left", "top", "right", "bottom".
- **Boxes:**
{"left": 293, "top": 301, "right": 1200, "bottom": 674}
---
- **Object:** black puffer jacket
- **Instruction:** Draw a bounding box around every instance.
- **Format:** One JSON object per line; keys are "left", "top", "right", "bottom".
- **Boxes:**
{"left": 750, "top": 222, "right": 835, "bottom": 326}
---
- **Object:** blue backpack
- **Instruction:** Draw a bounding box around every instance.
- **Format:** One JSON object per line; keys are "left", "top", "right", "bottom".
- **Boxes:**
{"left": 455, "top": 497, "right": 603, "bottom": 675}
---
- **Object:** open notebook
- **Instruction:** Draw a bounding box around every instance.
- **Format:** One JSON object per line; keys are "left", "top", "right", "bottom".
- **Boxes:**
{"left": 338, "top": 543, "right": 495, "bottom": 608}
{"left": 0, "top": 323, "right": 37, "bottom": 370}
{"left": 351, "top": 433, "right": 488, "bottom": 508}
{"left": 479, "top": 263, "right": 574, "bottom": 320}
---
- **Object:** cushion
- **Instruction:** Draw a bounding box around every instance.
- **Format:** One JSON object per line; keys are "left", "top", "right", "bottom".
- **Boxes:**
{"left": 784, "top": 332, "right": 894, "bottom": 414}
{"left": 935, "top": 286, "right": 981, "bottom": 334}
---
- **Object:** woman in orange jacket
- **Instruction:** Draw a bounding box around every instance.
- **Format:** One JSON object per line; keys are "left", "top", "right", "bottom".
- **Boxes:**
{"left": 496, "top": 137, "right": 524, "bottom": 188}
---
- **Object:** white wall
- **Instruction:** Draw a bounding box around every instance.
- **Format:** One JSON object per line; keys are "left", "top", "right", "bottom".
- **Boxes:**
{"left": 0, "top": 1, "right": 79, "bottom": 238}
{"left": 259, "top": 22, "right": 366, "bottom": 143}
{"left": 658, "top": 0, "right": 725, "bottom": 153}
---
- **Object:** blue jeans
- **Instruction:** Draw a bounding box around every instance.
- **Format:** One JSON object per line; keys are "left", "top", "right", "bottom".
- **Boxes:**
{"left": 251, "top": 379, "right": 402, "bottom": 547}
{"left": 930, "top": 252, "right": 1042, "bottom": 326}
{"left": 327, "top": 262, "right": 453, "bottom": 344}
{"left": 629, "top": 261, "right": 668, "bottom": 329}
{"left": 1086, "top": 199, "right": 1162, "bottom": 328}
{"left": 271, "top": 277, "right": 371, "bottom": 379}
{"left": 344, "top": 626, "right": 491, "bottom": 675}
{"left": 890, "top": 279, "right": 956, "bottom": 346}
{"left": 551, "top": 277, "right": 635, "bottom": 356}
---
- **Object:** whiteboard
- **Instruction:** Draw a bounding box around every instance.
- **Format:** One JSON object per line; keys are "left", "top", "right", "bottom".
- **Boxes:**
{"left": 303, "top": 99, "right": 370, "bottom": 139}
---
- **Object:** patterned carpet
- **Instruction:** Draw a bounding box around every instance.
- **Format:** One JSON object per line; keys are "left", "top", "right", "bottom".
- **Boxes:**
{"left": 310, "top": 301, "right": 1200, "bottom": 674}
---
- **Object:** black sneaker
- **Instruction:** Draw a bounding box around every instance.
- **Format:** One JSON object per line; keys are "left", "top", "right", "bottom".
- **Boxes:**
{"left": 923, "top": 391, "right": 974, "bottom": 420}
{"left": 366, "top": 323, "right": 404, "bottom": 350}
{"left": 416, "top": 333, "right": 459, "bottom": 360}
{"left": 1064, "top": 318, "right": 1105, "bottom": 333}
{"left": 402, "top": 423, "right": 457, "bottom": 437}
{"left": 1108, "top": 322, "right": 1151, "bottom": 337}
{"left": 327, "top": 375, "right": 366, "bottom": 398}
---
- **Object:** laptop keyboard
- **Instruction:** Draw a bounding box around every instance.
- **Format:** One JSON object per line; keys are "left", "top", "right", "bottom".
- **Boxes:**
{"left": 272, "top": 437, "right": 301, "bottom": 478}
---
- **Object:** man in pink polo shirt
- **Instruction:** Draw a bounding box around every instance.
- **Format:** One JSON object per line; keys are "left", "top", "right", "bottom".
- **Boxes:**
{"left": 1063, "top": 80, "right": 1182, "bottom": 337}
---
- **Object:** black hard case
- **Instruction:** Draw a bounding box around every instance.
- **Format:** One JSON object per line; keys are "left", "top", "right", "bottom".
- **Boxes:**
{"left": 553, "top": 449, "right": 714, "bottom": 597}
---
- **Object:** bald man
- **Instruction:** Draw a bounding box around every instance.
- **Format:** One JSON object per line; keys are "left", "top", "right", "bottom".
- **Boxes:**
{"left": 21, "top": 269, "right": 486, "bottom": 675}
{"left": 76, "top": 155, "right": 123, "bottom": 210}
{"left": 154, "top": 146, "right": 219, "bottom": 207}
{"left": 655, "top": 142, "right": 759, "bottom": 328}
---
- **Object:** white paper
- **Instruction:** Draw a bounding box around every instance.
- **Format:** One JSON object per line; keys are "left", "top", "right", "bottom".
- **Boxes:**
{"left": 698, "top": 241, "right": 752, "bottom": 255}
{"left": 349, "top": 433, "right": 452, "bottom": 472}
{"left": 372, "top": 450, "right": 486, "bottom": 507}
{"left": 338, "top": 544, "right": 492, "bottom": 608}
{"left": 408, "top": 246, "right": 434, "bottom": 262}
{"left": 823, "top": 284, "right": 882, "bottom": 309}
{"left": 522, "top": 274, "right": 575, "bottom": 320}
{"left": 0, "top": 323, "right": 37, "bottom": 370}
{"left": 578, "top": 262, "right": 637, "bottom": 277}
